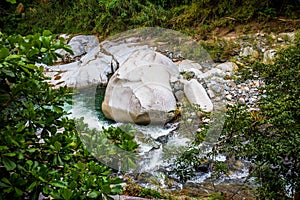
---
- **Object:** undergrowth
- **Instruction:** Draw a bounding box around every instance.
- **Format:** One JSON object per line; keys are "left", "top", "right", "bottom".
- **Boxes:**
{"left": 1, "top": 0, "right": 299, "bottom": 37}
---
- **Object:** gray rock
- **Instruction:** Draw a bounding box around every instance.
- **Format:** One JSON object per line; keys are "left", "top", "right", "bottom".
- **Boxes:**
{"left": 207, "top": 89, "right": 215, "bottom": 98}
{"left": 56, "top": 35, "right": 99, "bottom": 59}
{"left": 183, "top": 79, "right": 213, "bottom": 112}
{"left": 198, "top": 68, "right": 224, "bottom": 80}
{"left": 238, "top": 97, "right": 246, "bottom": 104}
{"left": 263, "top": 49, "right": 276, "bottom": 64}
{"left": 45, "top": 46, "right": 116, "bottom": 88}
{"left": 240, "top": 46, "right": 259, "bottom": 58}
{"left": 216, "top": 62, "right": 238, "bottom": 72}
{"left": 176, "top": 59, "right": 203, "bottom": 72}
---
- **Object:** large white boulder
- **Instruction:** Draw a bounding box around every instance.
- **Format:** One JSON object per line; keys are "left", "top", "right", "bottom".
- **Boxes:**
{"left": 102, "top": 50, "right": 179, "bottom": 124}
{"left": 45, "top": 46, "right": 117, "bottom": 88}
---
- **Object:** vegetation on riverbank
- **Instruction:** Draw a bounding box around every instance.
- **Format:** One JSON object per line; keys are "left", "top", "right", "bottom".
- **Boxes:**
{"left": 1, "top": 0, "right": 300, "bottom": 37}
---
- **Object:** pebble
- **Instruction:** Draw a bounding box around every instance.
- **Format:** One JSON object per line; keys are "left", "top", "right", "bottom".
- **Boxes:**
{"left": 277, "top": 37, "right": 283, "bottom": 42}
{"left": 226, "top": 94, "right": 233, "bottom": 101}
{"left": 238, "top": 97, "right": 246, "bottom": 104}
{"left": 207, "top": 89, "right": 215, "bottom": 98}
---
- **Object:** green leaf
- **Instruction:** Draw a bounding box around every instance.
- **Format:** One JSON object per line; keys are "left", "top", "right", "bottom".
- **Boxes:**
{"left": 0, "top": 178, "right": 12, "bottom": 187}
{"left": 27, "top": 181, "right": 37, "bottom": 191}
{"left": 42, "top": 30, "right": 52, "bottom": 37}
{"left": 14, "top": 187, "right": 23, "bottom": 197}
{"left": 38, "top": 176, "right": 47, "bottom": 182}
{"left": 2, "top": 158, "right": 17, "bottom": 171}
{"left": 3, "top": 152, "right": 16, "bottom": 157}
{"left": 6, "top": 0, "right": 17, "bottom": 4}
{"left": 50, "top": 182, "right": 66, "bottom": 188}
{"left": 23, "top": 64, "right": 38, "bottom": 70}
{"left": 16, "top": 124, "right": 25, "bottom": 132}
{"left": 0, "top": 146, "right": 9, "bottom": 151}
{"left": 111, "top": 185, "right": 122, "bottom": 194}
{"left": 88, "top": 191, "right": 100, "bottom": 198}
{"left": 1, "top": 69, "right": 15, "bottom": 77}
{"left": 40, "top": 47, "right": 47, "bottom": 53}
{"left": 28, "top": 48, "right": 40, "bottom": 57}
{"left": 61, "top": 188, "right": 73, "bottom": 200}
{"left": 62, "top": 46, "right": 74, "bottom": 55}
{"left": 54, "top": 141, "right": 61, "bottom": 151}
{"left": 0, "top": 47, "right": 9, "bottom": 59}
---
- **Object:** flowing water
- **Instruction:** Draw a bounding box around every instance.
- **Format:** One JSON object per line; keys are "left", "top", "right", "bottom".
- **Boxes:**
{"left": 68, "top": 86, "right": 251, "bottom": 191}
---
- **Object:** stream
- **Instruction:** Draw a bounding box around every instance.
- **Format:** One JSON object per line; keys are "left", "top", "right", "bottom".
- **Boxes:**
{"left": 68, "top": 85, "right": 252, "bottom": 191}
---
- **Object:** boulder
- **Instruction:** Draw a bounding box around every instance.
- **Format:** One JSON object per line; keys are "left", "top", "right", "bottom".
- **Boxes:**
{"left": 102, "top": 50, "right": 179, "bottom": 124}
{"left": 198, "top": 68, "right": 224, "bottom": 80}
{"left": 45, "top": 46, "right": 117, "bottom": 88}
{"left": 184, "top": 79, "right": 213, "bottom": 112}
{"left": 216, "top": 62, "right": 238, "bottom": 72}
{"left": 100, "top": 40, "right": 149, "bottom": 66}
{"left": 58, "top": 35, "right": 100, "bottom": 59}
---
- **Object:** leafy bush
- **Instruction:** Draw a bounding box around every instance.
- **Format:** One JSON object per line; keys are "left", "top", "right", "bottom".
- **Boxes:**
{"left": 214, "top": 31, "right": 300, "bottom": 199}
{"left": 0, "top": 31, "right": 123, "bottom": 199}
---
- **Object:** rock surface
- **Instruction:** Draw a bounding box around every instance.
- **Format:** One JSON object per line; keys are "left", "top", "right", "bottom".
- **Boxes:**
{"left": 183, "top": 79, "right": 213, "bottom": 112}
{"left": 102, "top": 50, "right": 179, "bottom": 124}
{"left": 58, "top": 35, "right": 100, "bottom": 59}
{"left": 263, "top": 49, "right": 277, "bottom": 64}
{"left": 45, "top": 46, "right": 118, "bottom": 88}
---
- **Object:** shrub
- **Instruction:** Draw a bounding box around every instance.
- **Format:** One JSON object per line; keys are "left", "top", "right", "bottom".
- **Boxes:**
{"left": 0, "top": 31, "right": 122, "bottom": 199}
{"left": 214, "top": 30, "right": 300, "bottom": 199}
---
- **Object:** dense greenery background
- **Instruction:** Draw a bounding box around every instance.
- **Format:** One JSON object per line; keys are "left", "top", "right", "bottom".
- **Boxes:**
{"left": 0, "top": 0, "right": 300, "bottom": 199}
{"left": 1, "top": 0, "right": 299, "bottom": 36}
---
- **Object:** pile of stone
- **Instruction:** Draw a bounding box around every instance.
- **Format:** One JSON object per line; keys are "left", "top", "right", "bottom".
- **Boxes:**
{"left": 45, "top": 31, "right": 279, "bottom": 125}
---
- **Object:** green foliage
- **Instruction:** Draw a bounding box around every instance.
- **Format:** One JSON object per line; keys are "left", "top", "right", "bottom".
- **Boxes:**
{"left": 102, "top": 124, "right": 139, "bottom": 152}
{"left": 5, "top": 0, "right": 17, "bottom": 4}
{"left": 0, "top": 31, "right": 122, "bottom": 199}
{"left": 2, "top": 0, "right": 170, "bottom": 36}
{"left": 213, "top": 32, "right": 300, "bottom": 199}
{"left": 2, "top": 0, "right": 299, "bottom": 37}
{"left": 75, "top": 119, "right": 139, "bottom": 172}
{"left": 138, "top": 187, "right": 164, "bottom": 198}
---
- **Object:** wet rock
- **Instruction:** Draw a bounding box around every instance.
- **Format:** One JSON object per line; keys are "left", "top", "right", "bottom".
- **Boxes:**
{"left": 156, "top": 134, "right": 171, "bottom": 144}
{"left": 277, "top": 37, "right": 283, "bottom": 42}
{"left": 279, "top": 32, "right": 295, "bottom": 42}
{"left": 110, "top": 195, "right": 162, "bottom": 200}
{"left": 100, "top": 40, "right": 149, "bottom": 66}
{"left": 174, "top": 90, "right": 185, "bottom": 101}
{"left": 207, "top": 89, "right": 215, "bottom": 98}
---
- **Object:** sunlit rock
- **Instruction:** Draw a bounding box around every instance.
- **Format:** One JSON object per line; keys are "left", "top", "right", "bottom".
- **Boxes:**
{"left": 184, "top": 79, "right": 213, "bottom": 112}
{"left": 102, "top": 50, "right": 179, "bottom": 124}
